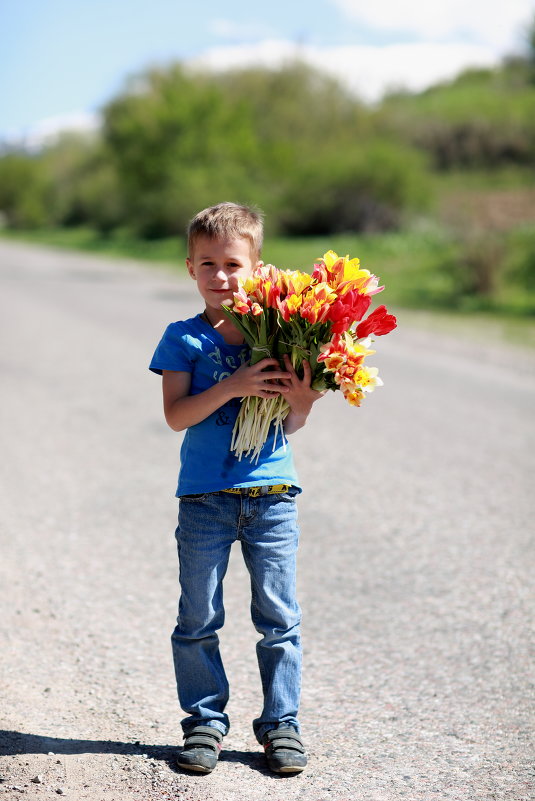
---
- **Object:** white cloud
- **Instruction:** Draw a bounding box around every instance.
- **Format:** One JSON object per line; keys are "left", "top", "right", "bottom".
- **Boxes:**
{"left": 195, "top": 1, "right": 533, "bottom": 103}
{"left": 3, "top": 111, "right": 100, "bottom": 150}
{"left": 193, "top": 39, "right": 497, "bottom": 102}
{"left": 195, "top": 39, "right": 297, "bottom": 73}
{"left": 331, "top": 0, "right": 534, "bottom": 52}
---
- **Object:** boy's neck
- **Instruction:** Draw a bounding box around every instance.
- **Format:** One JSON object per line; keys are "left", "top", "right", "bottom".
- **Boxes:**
{"left": 201, "top": 308, "right": 244, "bottom": 345}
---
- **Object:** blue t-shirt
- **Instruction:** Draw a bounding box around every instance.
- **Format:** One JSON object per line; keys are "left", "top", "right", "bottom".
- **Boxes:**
{"left": 149, "top": 314, "right": 301, "bottom": 496}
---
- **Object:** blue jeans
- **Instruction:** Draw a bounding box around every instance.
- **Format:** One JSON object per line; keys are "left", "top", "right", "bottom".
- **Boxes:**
{"left": 171, "top": 488, "right": 302, "bottom": 743}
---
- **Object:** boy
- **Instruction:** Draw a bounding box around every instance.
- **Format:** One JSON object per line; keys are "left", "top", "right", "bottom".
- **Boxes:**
{"left": 150, "top": 202, "right": 323, "bottom": 774}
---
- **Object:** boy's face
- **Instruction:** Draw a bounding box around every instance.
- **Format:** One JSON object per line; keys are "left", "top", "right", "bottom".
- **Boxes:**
{"left": 186, "top": 235, "right": 261, "bottom": 313}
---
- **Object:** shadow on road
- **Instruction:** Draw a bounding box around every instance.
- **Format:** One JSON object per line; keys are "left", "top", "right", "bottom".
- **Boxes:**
{"left": 0, "top": 731, "right": 279, "bottom": 775}
{"left": 0, "top": 730, "right": 174, "bottom": 760}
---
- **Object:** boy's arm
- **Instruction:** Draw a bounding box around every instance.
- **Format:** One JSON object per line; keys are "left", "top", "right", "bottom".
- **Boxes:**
{"left": 162, "top": 358, "right": 291, "bottom": 432}
{"left": 281, "top": 355, "right": 325, "bottom": 435}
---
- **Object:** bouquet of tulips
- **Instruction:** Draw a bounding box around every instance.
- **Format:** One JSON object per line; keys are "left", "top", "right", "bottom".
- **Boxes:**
{"left": 221, "top": 250, "right": 397, "bottom": 462}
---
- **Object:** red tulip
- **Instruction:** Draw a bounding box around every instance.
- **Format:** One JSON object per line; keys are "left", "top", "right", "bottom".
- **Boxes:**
{"left": 327, "top": 290, "right": 372, "bottom": 334}
{"left": 356, "top": 305, "right": 397, "bottom": 338}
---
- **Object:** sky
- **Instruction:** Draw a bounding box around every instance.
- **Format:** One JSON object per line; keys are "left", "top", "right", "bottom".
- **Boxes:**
{"left": 1, "top": 0, "right": 534, "bottom": 145}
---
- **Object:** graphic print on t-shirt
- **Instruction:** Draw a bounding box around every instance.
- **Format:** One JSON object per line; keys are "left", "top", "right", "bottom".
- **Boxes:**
{"left": 208, "top": 345, "right": 248, "bottom": 383}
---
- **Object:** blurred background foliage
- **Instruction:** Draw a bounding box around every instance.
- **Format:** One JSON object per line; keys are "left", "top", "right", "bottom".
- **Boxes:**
{"left": 1, "top": 22, "right": 534, "bottom": 317}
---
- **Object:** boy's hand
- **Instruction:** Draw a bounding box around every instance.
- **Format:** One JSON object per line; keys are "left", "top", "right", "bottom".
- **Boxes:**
{"left": 224, "top": 358, "right": 292, "bottom": 399}
{"left": 162, "top": 358, "right": 291, "bottom": 432}
{"left": 280, "top": 354, "right": 326, "bottom": 433}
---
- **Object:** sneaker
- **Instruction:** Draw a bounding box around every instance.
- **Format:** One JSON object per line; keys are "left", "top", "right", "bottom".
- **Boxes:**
{"left": 176, "top": 725, "right": 223, "bottom": 773}
{"left": 262, "top": 724, "right": 307, "bottom": 774}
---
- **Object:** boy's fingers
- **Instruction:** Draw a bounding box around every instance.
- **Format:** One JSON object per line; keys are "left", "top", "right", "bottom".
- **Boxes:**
{"left": 261, "top": 369, "right": 291, "bottom": 380}
{"left": 283, "top": 354, "right": 297, "bottom": 372}
{"left": 266, "top": 384, "right": 289, "bottom": 391}
{"left": 256, "top": 357, "right": 280, "bottom": 369}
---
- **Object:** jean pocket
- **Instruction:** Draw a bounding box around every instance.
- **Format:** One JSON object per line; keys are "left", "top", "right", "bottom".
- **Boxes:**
{"left": 180, "top": 493, "right": 210, "bottom": 502}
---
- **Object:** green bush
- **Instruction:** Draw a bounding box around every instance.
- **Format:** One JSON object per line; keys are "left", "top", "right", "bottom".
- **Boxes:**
{"left": 39, "top": 135, "right": 124, "bottom": 234}
{"left": 499, "top": 225, "right": 535, "bottom": 313}
{"left": 0, "top": 152, "right": 49, "bottom": 228}
{"left": 506, "top": 226, "right": 535, "bottom": 290}
{"left": 276, "top": 140, "right": 430, "bottom": 235}
{"left": 379, "top": 62, "right": 535, "bottom": 169}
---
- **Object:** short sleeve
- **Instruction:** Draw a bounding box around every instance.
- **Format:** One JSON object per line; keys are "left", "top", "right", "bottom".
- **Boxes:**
{"left": 149, "top": 323, "right": 194, "bottom": 375}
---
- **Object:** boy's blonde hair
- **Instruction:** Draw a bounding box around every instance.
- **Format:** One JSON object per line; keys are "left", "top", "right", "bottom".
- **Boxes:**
{"left": 187, "top": 202, "right": 264, "bottom": 260}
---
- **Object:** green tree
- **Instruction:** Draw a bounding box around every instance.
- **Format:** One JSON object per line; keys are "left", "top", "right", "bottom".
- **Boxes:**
{"left": 102, "top": 60, "right": 429, "bottom": 237}
{"left": 103, "top": 65, "right": 261, "bottom": 237}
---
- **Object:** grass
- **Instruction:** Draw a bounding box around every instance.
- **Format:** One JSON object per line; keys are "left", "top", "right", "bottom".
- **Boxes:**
{"left": 2, "top": 224, "right": 534, "bottom": 350}
{"left": 0, "top": 224, "right": 433, "bottom": 277}
{"left": 0, "top": 226, "right": 186, "bottom": 265}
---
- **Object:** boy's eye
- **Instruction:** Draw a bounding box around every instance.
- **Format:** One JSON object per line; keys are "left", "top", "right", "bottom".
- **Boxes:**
{"left": 199, "top": 260, "right": 242, "bottom": 269}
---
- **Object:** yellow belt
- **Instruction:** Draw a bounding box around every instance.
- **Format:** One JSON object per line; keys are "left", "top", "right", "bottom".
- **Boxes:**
{"left": 222, "top": 484, "right": 291, "bottom": 498}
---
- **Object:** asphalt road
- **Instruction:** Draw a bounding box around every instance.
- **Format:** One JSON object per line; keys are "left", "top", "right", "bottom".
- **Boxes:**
{"left": 0, "top": 240, "right": 533, "bottom": 801}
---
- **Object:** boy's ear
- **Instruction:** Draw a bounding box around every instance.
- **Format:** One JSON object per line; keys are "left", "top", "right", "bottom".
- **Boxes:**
{"left": 186, "top": 258, "right": 196, "bottom": 280}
